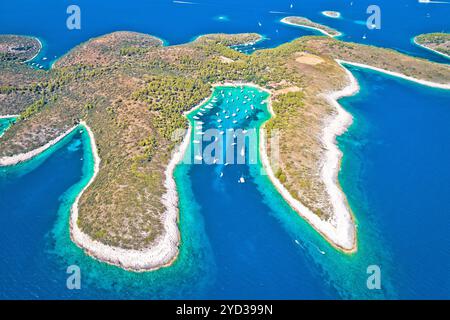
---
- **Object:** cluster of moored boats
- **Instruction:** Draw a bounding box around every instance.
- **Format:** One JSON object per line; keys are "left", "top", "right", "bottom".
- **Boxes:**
{"left": 230, "top": 41, "right": 257, "bottom": 54}
{"left": 29, "top": 56, "right": 54, "bottom": 69}
{"left": 190, "top": 88, "right": 266, "bottom": 183}
{"left": 192, "top": 89, "right": 260, "bottom": 135}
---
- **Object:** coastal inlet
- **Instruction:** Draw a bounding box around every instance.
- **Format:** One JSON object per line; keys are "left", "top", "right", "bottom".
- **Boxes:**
{"left": 185, "top": 85, "right": 270, "bottom": 170}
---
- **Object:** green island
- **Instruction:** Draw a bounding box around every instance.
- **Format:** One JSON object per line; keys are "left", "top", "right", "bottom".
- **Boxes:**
{"left": 0, "top": 30, "right": 449, "bottom": 270}
{"left": 414, "top": 33, "right": 450, "bottom": 58}
{"left": 281, "top": 16, "right": 342, "bottom": 38}
{"left": 321, "top": 11, "right": 341, "bottom": 19}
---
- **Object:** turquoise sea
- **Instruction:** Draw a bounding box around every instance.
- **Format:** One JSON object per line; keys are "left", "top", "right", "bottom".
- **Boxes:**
{"left": 0, "top": 1, "right": 449, "bottom": 299}
{"left": 0, "top": 117, "right": 16, "bottom": 136}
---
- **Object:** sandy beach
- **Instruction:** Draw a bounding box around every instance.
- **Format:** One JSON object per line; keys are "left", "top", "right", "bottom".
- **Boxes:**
{"left": 280, "top": 17, "right": 342, "bottom": 38}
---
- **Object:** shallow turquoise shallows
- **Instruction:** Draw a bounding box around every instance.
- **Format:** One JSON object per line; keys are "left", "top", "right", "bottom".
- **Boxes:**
{"left": 0, "top": 117, "right": 16, "bottom": 136}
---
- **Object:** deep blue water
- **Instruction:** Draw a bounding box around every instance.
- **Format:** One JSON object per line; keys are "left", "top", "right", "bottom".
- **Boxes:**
{"left": 338, "top": 66, "right": 450, "bottom": 298}
{"left": 0, "top": 0, "right": 449, "bottom": 68}
{"left": 0, "top": 1, "right": 449, "bottom": 299}
{"left": 0, "top": 131, "right": 86, "bottom": 299}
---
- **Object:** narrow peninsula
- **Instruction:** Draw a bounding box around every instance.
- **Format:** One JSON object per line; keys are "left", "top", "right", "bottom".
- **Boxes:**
{"left": 414, "top": 33, "right": 450, "bottom": 59}
{"left": 281, "top": 16, "right": 342, "bottom": 38}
